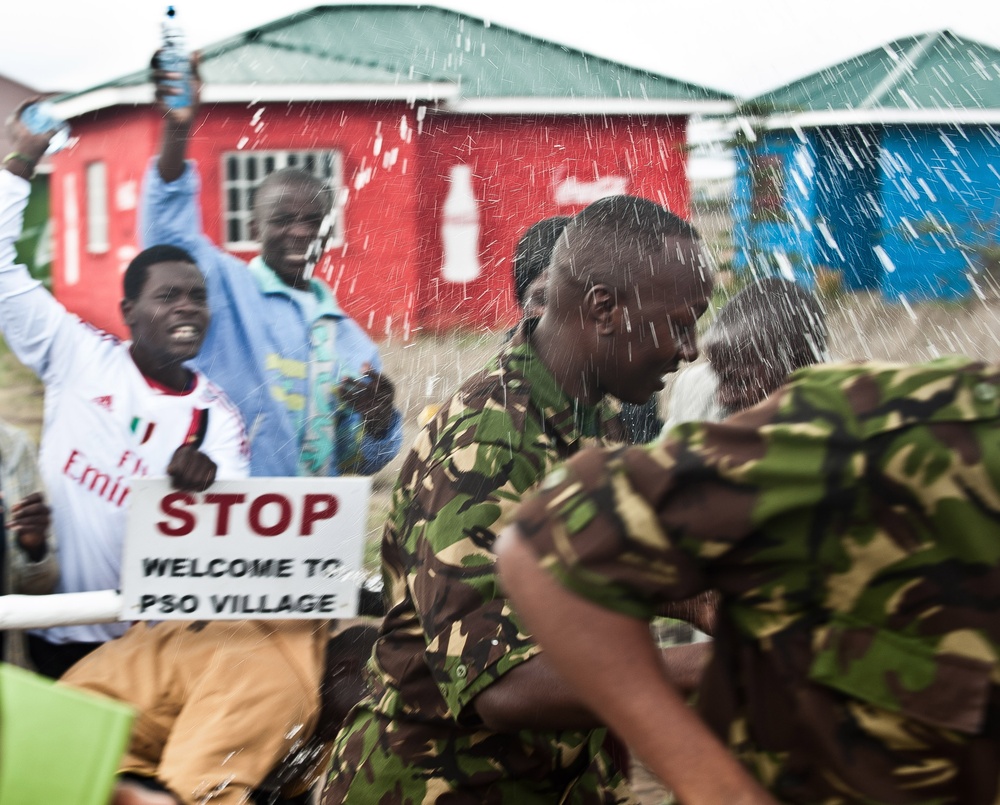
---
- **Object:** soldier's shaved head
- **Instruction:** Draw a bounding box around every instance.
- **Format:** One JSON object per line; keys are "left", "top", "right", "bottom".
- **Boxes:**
{"left": 546, "top": 195, "right": 705, "bottom": 317}
{"left": 532, "top": 194, "right": 713, "bottom": 406}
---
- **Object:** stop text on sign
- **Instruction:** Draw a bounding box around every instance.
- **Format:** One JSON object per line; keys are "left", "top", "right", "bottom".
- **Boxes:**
{"left": 122, "top": 478, "right": 371, "bottom": 621}
{"left": 158, "top": 491, "right": 339, "bottom": 537}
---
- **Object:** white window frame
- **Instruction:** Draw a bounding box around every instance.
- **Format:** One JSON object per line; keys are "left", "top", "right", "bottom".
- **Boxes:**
{"left": 221, "top": 149, "right": 345, "bottom": 251}
{"left": 85, "top": 161, "right": 109, "bottom": 254}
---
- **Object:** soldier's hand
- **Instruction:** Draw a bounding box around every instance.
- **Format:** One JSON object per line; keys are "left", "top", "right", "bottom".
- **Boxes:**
{"left": 339, "top": 366, "right": 396, "bottom": 439}
{"left": 150, "top": 49, "right": 202, "bottom": 126}
{"left": 167, "top": 444, "right": 217, "bottom": 492}
{"left": 9, "top": 491, "right": 50, "bottom": 562}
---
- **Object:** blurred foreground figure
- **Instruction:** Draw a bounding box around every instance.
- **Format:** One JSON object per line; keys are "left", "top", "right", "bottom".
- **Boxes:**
{"left": 0, "top": 110, "right": 248, "bottom": 678}
{"left": 143, "top": 52, "right": 402, "bottom": 478}
{"left": 323, "top": 196, "right": 713, "bottom": 803}
{"left": 664, "top": 276, "right": 828, "bottom": 427}
{"left": 500, "top": 356, "right": 1000, "bottom": 805}
{"left": 62, "top": 621, "right": 377, "bottom": 805}
{"left": 0, "top": 418, "right": 57, "bottom": 665}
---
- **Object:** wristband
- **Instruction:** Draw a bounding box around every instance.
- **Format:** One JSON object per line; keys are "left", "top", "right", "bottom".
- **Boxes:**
{"left": 3, "top": 151, "right": 39, "bottom": 168}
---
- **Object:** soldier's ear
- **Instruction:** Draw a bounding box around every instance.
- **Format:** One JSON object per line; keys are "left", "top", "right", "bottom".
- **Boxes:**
{"left": 584, "top": 284, "right": 619, "bottom": 337}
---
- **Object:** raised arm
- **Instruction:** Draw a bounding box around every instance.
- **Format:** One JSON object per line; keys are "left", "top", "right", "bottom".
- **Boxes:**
{"left": 496, "top": 525, "right": 777, "bottom": 805}
{"left": 152, "top": 51, "right": 201, "bottom": 183}
{"left": 0, "top": 109, "right": 85, "bottom": 382}
{"left": 140, "top": 52, "right": 214, "bottom": 258}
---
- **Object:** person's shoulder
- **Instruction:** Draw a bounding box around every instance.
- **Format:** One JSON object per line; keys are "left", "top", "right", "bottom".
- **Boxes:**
{"left": 788, "top": 356, "right": 987, "bottom": 393}
{"left": 66, "top": 318, "right": 127, "bottom": 366}
{"left": 331, "top": 311, "right": 377, "bottom": 344}
{"left": 459, "top": 352, "right": 534, "bottom": 434}
{"left": 780, "top": 357, "right": 998, "bottom": 432}
{"left": 403, "top": 357, "right": 532, "bottom": 475}
{"left": 193, "top": 374, "right": 245, "bottom": 419}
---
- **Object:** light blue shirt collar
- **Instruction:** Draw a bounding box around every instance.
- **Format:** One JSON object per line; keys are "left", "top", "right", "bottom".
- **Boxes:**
{"left": 247, "top": 256, "right": 346, "bottom": 319}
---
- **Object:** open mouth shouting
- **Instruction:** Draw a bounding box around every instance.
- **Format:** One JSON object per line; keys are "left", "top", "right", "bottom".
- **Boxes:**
{"left": 170, "top": 324, "right": 203, "bottom": 344}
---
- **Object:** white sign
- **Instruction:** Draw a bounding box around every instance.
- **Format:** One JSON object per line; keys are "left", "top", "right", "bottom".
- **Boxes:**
{"left": 120, "top": 478, "right": 371, "bottom": 620}
{"left": 553, "top": 174, "right": 629, "bottom": 206}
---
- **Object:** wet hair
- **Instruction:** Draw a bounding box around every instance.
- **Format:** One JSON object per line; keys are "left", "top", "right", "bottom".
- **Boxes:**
{"left": 551, "top": 195, "right": 702, "bottom": 299}
{"left": 704, "top": 278, "right": 828, "bottom": 370}
{"left": 252, "top": 167, "right": 331, "bottom": 214}
{"left": 512, "top": 216, "right": 571, "bottom": 309}
{"left": 123, "top": 244, "right": 197, "bottom": 301}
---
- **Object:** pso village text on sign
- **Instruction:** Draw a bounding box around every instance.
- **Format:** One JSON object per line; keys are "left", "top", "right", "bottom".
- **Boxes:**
{"left": 120, "top": 477, "right": 371, "bottom": 620}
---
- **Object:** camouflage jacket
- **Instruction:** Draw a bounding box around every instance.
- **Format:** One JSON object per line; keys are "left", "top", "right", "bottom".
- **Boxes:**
{"left": 515, "top": 358, "right": 1000, "bottom": 804}
{"left": 324, "top": 323, "right": 632, "bottom": 804}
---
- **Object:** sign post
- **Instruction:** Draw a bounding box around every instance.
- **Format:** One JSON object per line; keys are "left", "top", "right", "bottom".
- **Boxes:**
{"left": 121, "top": 477, "right": 371, "bottom": 620}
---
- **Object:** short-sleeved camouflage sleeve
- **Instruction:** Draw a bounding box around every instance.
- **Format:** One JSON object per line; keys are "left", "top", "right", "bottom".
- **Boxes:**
{"left": 382, "top": 403, "right": 559, "bottom": 720}
{"left": 513, "top": 381, "right": 844, "bottom": 619}
{"left": 513, "top": 441, "right": 706, "bottom": 620}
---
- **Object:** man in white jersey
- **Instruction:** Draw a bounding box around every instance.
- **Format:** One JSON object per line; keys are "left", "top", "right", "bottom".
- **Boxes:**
{"left": 0, "top": 110, "right": 249, "bottom": 677}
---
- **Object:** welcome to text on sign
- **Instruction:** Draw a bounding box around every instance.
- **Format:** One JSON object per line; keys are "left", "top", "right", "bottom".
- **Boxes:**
{"left": 120, "top": 477, "right": 372, "bottom": 620}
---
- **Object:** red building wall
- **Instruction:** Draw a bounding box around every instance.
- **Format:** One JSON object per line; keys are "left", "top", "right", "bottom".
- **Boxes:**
{"left": 50, "top": 104, "right": 688, "bottom": 339}
{"left": 50, "top": 107, "right": 159, "bottom": 335}
{"left": 412, "top": 113, "right": 690, "bottom": 331}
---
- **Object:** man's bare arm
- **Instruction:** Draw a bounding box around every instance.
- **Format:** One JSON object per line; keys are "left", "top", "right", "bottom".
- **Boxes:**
{"left": 496, "top": 525, "right": 778, "bottom": 805}
{"left": 473, "top": 595, "right": 712, "bottom": 732}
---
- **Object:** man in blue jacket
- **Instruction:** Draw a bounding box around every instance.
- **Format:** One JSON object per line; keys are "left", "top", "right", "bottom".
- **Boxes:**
{"left": 141, "top": 56, "right": 403, "bottom": 478}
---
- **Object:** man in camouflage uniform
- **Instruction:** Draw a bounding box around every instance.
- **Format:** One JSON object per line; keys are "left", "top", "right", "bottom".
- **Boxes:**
{"left": 499, "top": 357, "right": 1000, "bottom": 805}
{"left": 323, "top": 196, "right": 714, "bottom": 804}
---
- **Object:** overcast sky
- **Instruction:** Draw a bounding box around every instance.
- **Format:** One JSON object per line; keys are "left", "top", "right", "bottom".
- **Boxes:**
{"left": 1, "top": 0, "right": 997, "bottom": 98}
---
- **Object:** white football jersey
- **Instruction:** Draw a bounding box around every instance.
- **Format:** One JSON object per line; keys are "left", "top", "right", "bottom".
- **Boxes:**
{"left": 0, "top": 170, "right": 249, "bottom": 643}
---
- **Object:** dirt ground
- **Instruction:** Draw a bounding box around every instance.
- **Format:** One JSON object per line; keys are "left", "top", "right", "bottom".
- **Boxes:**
{"left": 4, "top": 294, "right": 1000, "bottom": 804}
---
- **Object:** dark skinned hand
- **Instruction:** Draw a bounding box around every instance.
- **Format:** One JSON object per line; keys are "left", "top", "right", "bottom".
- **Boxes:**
{"left": 7, "top": 491, "right": 50, "bottom": 562}
{"left": 4, "top": 98, "right": 56, "bottom": 179}
{"left": 166, "top": 444, "right": 217, "bottom": 492}
{"left": 150, "top": 49, "right": 202, "bottom": 126}
{"left": 339, "top": 364, "right": 396, "bottom": 439}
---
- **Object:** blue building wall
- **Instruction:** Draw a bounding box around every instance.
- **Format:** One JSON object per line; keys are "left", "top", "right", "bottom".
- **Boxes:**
{"left": 732, "top": 132, "right": 817, "bottom": 285}
{"left": 735, "top": 124, "right": 1000, "bottom": 300}
{"left": 878, "top": 125, "right": 1000, "bottom": 301}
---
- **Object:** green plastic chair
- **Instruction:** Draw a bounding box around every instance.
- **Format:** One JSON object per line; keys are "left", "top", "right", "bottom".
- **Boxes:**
{"left": 0, "top": 663, "right": 134, "bottom": 805}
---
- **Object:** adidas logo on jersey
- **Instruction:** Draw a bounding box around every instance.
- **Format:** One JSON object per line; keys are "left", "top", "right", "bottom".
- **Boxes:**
{"left": 92, "top": 395, "right": 114, "bottom": 411}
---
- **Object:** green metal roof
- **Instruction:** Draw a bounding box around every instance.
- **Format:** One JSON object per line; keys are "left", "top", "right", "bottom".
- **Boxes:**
{"left": 57, "top": 4, "right": 731, "bottom": 115}
{"left": 753, "top": 30, "right": 1000, "bottom": 116}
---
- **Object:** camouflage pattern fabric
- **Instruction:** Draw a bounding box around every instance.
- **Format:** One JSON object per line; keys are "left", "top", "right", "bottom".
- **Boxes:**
{"left": 514, "top": 357, "right": 1000, "bottom": 804}
{"left": 323, "top": 322, "right": 633, "bottom": 804}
